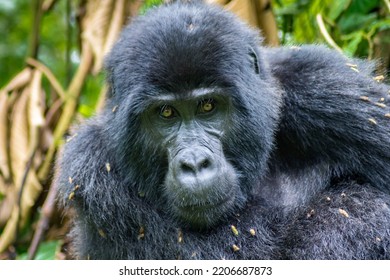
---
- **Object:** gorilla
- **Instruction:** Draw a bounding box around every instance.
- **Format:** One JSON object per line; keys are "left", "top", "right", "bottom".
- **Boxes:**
{"left": 56, "top": 1, "right": 390, "bottom": 259}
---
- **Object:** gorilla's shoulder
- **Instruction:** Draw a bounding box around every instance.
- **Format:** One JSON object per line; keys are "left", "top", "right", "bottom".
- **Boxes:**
{"left": 264, "top": 45, "right": 376, "bottom": 89}
{"left": 267, "top": 45, "right": 373, "bottom": 69}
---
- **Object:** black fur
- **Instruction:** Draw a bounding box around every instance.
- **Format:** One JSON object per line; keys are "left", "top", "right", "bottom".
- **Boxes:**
{"left": 56, "top": 1, "right": 390, "bottom": 259}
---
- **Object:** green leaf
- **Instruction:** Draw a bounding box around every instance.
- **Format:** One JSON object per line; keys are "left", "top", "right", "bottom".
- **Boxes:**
{"left": 347, "top": 0, "right": 380, "bottom": 14}
{"left": 78, "top": 104, "right": 95, "bottom": 118}
{"left": 17, "top": 241, "right": 60, "bottom": 260}
{"left": 328, "top": 0, "right": 351, "bottom": 20}
{"left": 140, "top": 0, "right": 164, "bottom": 14}
{"left": 369, "top": 19, "right": 390, "bottom": 33}
{"left": 342, "top": 31, "right": 364, "bottom": 56}
{"left": 338, "top": 13, "right": 377, "bottom": 33}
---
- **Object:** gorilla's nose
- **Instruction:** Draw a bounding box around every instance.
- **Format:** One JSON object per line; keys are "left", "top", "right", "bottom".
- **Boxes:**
{"left": 174, "top": 148, "right": 217, "bottom": 183}
{"left": 180, "top": 156, "right": 212, "bottom": 174}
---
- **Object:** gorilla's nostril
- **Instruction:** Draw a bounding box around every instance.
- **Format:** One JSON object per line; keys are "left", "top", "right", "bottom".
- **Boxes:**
{"left": 178, "top": 155, "right": 213, "bottom": 175}
{"left": 200, "top": 159, "right": 211, "bottom": 170}
{"left": 181, "top": 162, "right": 196, "bottom": 173}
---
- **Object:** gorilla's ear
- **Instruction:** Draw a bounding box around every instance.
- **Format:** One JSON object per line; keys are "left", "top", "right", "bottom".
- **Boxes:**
{"left": 249, "top": 46, "right": 260, "bottom": 75}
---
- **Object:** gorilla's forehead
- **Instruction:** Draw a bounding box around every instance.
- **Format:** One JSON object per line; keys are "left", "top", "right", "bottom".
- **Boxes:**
{"left": 106, "top": 3, "right": 259, "bottom": 92}
{"left": 146, "top": 87, "right": 226, "bottom": 102}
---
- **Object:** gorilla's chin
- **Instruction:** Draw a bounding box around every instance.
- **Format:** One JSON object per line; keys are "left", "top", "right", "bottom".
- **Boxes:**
{"left": 164, "top": 154, "right": 241, "bottom": 228}
{"left": 168, "top": 184, "right": 246, "bottom": 229}
{"left": 174, "top": 196, "right": 235, "bottom": 229}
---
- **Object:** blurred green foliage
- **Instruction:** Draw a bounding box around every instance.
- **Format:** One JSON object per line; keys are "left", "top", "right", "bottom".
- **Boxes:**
{"left": 140, "top": 0, "right": 165, "bottom": 14}
{"left": 0, "top": 0, "right": 31, "bottom": 87}
{"left": 1, "top": 0, "right": 389, "bottom": 100}
{"left": 273, "top": 0, "right": 390, "bottom": 57}
{"left": 17, "top": 240, "right": 61, "bottom": 260}
{"left": 0, "top": 0, "right": 164, "bottom": 117}
{"left": 0, "top": 0, "right": 79, "bottom": 88}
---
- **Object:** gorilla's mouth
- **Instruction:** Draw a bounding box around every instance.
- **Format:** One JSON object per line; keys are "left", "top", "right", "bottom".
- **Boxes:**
{"left": 164, "top": 149, "right": 241, "bottom": 228}
{"left": 174, "top": 194, "right": 235, "bottom": 228}
{"left": 178, "top": 195, "right": 232, "bottom": 212}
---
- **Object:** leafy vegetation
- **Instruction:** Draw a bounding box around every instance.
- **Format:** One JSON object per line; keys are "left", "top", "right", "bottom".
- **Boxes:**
{"left": 274, "top": 0, "right": 390, "bottom": 62}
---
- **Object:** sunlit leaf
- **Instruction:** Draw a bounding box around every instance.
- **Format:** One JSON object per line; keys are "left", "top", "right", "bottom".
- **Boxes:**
{"left": 0, "top": 209, "right": 19, "bottom": 252}
{"left": 10, "top": 87, "right": 30, "bottom": 187}
{"left": 26, "top": 58, "right": 66, "bottom": 100}
{"left": 29, "top": 70, "right": 45, "bottom": 128}
{"left": 83, "top": 0, "right": 127, "bottom": 74}
{"left": 0, "top": 90, "right": 10, "bottom": 179}
{"left": 0, "top": 183, "right": 15, "bottom": 227}
{"left": 209, "top": 0, "right": 258, "bottom": 27}
{"left": 1, "top": 68, "right": 32, "bottom": 93}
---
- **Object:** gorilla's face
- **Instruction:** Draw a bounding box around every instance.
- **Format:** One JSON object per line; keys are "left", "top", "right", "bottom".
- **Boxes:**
{"left": 106, "top": 4, "right": 279, "bottom": 230}
{"left": 142, "top": 88, "right": 244, "bottom": 229}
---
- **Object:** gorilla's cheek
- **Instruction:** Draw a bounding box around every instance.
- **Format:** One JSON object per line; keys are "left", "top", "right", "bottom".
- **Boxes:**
{"left": 163, "top": 146, "right": 241, "bottom": 228}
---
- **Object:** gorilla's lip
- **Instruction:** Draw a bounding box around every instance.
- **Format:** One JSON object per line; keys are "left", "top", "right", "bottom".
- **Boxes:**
{"left": 178, "top": 195, "right": 232, "bottom": 212}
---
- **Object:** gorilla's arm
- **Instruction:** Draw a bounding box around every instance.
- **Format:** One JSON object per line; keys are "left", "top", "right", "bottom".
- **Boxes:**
{"left": 267, "top": 45, "right": 390, "bottom": 191}
{"left": 266, "top": 46, "right": 390, "bottom": 259}
{"left": 55, "top": 118, "right": 130, "bottom": 258}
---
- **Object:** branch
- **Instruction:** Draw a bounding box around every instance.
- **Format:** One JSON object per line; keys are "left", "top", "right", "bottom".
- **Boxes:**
{"left": 316, "top": 14, "right": 343, "bottom": 54}
{"left": 383, "top": 0, "right": 390, "bottom": 13}
{"left": 27, "top": 0, "right": 44, "bottom": 60}
{"left": 27, "top": 180, "right": 58, "bottom": 259}
{"left": 26, "top": 58, "right": 66, "bottom": 99}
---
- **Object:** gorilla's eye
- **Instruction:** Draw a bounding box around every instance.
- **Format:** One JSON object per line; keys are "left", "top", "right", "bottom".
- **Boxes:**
{"left": 199, "top": 98, "right": 216, "bottom": 113}
{"left": 159, "top": 105, "right": 175, "bottom": 119}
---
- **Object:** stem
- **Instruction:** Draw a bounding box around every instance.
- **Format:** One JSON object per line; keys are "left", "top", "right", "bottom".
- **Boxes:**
{"left": 316, "top": 14, "right": 343, "bottom": 54}
{"left": 27, "top": 0, "right": 44, "bottom": 60}
{"left": 383, "top": 0, "right": 390, "bottom": 13}
{"left": 66, "top": 0, "right": 73, "bottom": 85}
{"left": 27, "top": 180, "right": 58, "bottom": 259}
